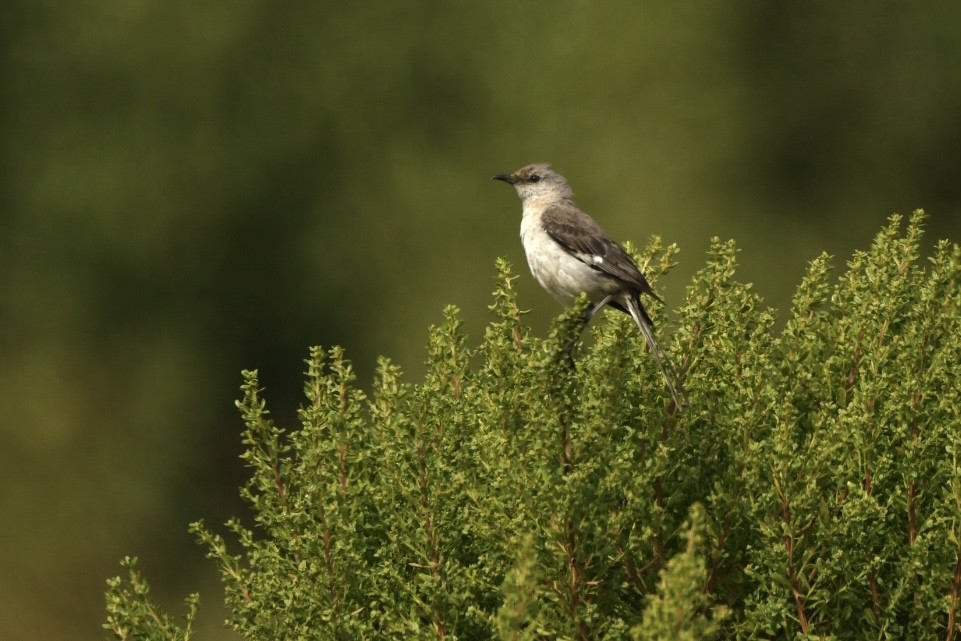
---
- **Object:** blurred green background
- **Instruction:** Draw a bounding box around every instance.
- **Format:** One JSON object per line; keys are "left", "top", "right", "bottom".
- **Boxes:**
{"left": 2, "top": 2, "right": 959, "bottom": 638}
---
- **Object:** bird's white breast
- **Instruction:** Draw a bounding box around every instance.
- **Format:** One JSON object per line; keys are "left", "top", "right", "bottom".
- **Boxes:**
{"left": 519, "top": 206, "right": 619, "bottom": 305}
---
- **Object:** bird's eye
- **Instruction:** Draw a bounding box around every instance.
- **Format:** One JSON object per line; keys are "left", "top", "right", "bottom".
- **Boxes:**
{"left": 529, "top": 174, "right": 541, "bottom": 183}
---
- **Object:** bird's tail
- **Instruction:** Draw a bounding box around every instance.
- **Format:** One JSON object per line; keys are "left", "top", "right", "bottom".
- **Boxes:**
{"left": 625, "top": 294, "right": 688, "bottom": 410}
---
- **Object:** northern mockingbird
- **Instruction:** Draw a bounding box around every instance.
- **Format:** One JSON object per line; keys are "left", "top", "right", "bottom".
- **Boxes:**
{"left": 493, "top": 163, "right": 686, "bottom": 409}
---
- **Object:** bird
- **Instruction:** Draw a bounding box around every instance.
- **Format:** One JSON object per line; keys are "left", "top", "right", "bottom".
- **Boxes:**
{"left": 493, "top": 163, "right": 686, "bottom": 409}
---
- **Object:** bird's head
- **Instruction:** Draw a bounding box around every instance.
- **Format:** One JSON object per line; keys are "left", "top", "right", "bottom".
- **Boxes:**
{"left": 493, "top": 163, "right": 573, "bottom": 202}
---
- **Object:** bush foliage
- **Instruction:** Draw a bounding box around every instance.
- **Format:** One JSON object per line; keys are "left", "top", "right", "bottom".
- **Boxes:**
{"left": 105, "top": 211, "right": 961, "bottom": 639}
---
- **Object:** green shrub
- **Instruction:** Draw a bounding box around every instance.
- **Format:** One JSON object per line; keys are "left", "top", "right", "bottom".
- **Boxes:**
{"left": 105, "top": 211, "right": 961, "bottom": 639}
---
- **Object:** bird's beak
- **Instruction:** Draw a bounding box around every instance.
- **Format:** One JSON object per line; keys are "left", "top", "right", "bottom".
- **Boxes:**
{"left": 492, "top": 173, "right": 518, "bottom": 185}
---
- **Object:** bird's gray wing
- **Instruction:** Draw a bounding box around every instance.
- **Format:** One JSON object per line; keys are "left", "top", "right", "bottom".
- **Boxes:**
{"left": 541, "top": 202, "right": 663, "bottom": 303}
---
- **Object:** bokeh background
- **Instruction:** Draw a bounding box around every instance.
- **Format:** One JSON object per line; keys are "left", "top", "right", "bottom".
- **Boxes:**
{"left": 2, "top": 2, "right": 960, "bottom": 639}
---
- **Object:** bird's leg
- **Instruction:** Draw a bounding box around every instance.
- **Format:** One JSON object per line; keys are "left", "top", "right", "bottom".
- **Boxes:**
{"left": 564, "top": 294, "right": 617, "bottom": 355}
{"left": 583, "top": 294, "right": 617, "bottom": 325}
